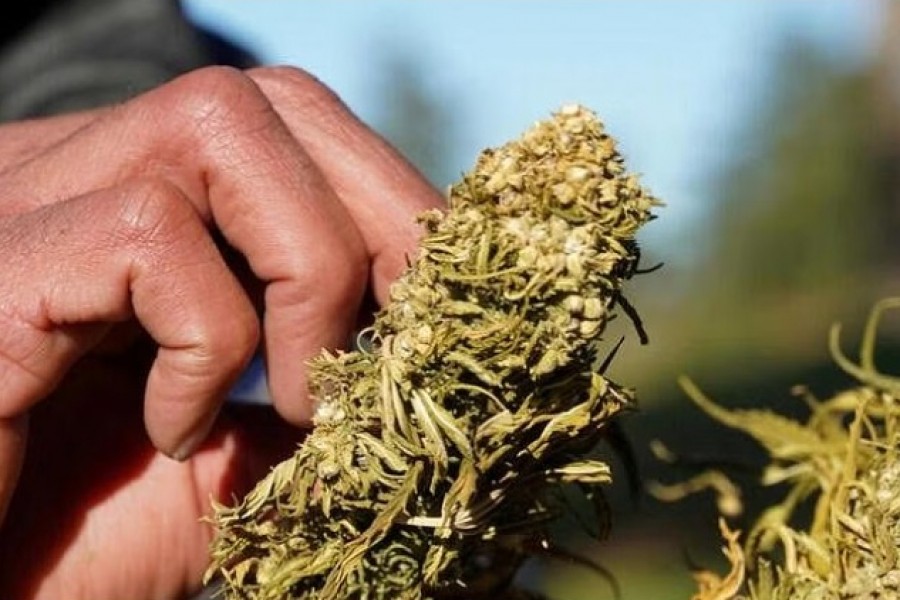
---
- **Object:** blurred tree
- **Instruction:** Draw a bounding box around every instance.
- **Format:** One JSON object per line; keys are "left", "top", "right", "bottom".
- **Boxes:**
{"left": 619, "top": 29, "right": 900, "bottom": 398}
{"left": 708, "top": 41, "right": 886, "bottom": 303}
{"left": 873, "top": 2, "right": 900, "bottom": 270}
{"left": 682, "top": 37, "right": 888, "bottom": 376}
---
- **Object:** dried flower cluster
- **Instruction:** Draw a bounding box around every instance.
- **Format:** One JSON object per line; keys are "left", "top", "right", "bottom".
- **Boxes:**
{"left": 205, "top": 105, "right": 659, "bottom": 599}
{"left": 660, "top": 299, "right": 900, "bottom": 600}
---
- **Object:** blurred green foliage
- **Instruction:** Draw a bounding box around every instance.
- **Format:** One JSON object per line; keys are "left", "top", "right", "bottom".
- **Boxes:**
{"left": 618, "top": 37, "right": 895, "bottom": 399}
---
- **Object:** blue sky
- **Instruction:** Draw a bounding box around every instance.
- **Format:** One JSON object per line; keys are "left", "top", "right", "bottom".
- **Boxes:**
{"left": 184, "top": 1, "right": 882, "bottom": 251}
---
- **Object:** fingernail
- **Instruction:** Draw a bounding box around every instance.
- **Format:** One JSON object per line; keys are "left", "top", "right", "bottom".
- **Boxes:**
{"left": 171, "top": 411, "right": 218, "bottom": 462}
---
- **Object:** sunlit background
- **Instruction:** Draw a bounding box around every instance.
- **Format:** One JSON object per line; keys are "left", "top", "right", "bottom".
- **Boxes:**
{"left": 184, "top": 2, "right": 897, "bottom": 598}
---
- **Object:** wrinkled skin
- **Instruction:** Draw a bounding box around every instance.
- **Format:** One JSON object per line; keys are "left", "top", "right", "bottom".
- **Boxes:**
{"left": 0, "top": 66, "right": 442, "bottom": 600}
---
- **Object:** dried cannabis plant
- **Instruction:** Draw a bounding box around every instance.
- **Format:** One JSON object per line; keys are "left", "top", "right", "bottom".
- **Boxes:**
{"left": 206, "top": 105, "right": 659, "bottom": 599}
{"left": 656, "top": 298, "right": 900, "bottom": 600}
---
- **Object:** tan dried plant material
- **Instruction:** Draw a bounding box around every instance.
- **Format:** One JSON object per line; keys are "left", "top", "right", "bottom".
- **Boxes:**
{"left": 659, "top": 298, "right": 900, "bottom": 600}
{"left": 205, "top": 106, "right": 660, "bottom": 599}
{"left": 691, "top": 519, "right": 745, "bottom": 600}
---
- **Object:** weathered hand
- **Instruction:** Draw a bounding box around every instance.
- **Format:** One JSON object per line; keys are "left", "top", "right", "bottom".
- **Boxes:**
{"left": 0, "top": 66, "right": 443, "bottom": 599}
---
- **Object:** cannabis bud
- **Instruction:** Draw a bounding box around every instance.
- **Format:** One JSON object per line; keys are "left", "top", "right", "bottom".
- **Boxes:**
{"left": 657, "top": 298, "right": 900, "bottom": 600}
{"left": 206, "top": 105, "right": 659, "bottom": 599}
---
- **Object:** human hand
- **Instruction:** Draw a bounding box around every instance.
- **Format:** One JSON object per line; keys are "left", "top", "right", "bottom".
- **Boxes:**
{"left": 0, "top": 66, "right": 443, "bottom": 599}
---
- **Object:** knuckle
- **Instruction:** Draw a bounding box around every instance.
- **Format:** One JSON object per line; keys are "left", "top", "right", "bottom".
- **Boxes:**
{"left": 250, "top": 65, "right": 348, "bottom": 117}
{"left": 298, "top": 242, "right": 368, "bottom": 317}
{"left": 202, "top": 310, "right": 260, "bottom": 375}
{"left": 161, "top": 66, "right": 274, "bottom": 141}
{"left": 336, "top": 249, "right": 370, "bottom": 307}
{"left": 0, "top": 318, "right": 56, "bottom": 416}
{"left": 231, "top": 307, "right": 262, "bottom": 365}
{"left": 112, "top": 179, "right": 196, "bottom": 245}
